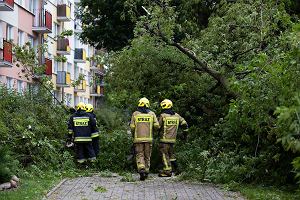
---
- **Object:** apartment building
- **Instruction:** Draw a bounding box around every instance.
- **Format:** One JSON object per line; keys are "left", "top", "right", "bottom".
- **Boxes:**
{"left": 0, "top": 0, "right": 104, "bottom": 108}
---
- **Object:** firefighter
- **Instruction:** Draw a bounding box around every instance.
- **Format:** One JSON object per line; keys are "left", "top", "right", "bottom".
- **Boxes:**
{"left": 158, "top": 99, "right": 188, "bottom": 177}
{"left": 130, "top": 97, "right": 160, "bottom": 181}
{"left": 85, "top": 103, "right": 100, "bottom": 157}
{"left": 67, "top": 102, "right": 97, "bottom": 165}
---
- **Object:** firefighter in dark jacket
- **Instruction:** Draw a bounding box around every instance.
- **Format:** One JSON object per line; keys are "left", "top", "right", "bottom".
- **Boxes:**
{"left": 85, "top": 103, "right": 100, "bottom": 157}
{"left": 67, "top": 102, "right": 97, "bottom": 164}
{"left": 130, "top": 97, "right": 160, "bottom": 180}
{"left": 158, "top": 99, "right": 188, "bottom": 177}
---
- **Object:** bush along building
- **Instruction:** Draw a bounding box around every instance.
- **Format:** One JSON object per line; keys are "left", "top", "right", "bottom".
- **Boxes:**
{"left": 0, "top": 0, "right": 105, "bottom": 108}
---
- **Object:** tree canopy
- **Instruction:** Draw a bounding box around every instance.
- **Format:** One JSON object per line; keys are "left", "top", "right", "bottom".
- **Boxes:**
{"left": 77, "top": 0, "right": 222, "bottom": 50}
{"left": 79, "top": 0, "right": 300, "bottom": 186}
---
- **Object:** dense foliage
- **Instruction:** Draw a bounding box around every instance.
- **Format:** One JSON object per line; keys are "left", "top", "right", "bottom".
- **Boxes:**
{"left": 100, "top": 0, "right": 300, "bottom": 186}
{"left": 77, "top": 0, "right": 224, "bottom": 50}
{"left": 0, "top": 86, "right": 74, "bottom": 183}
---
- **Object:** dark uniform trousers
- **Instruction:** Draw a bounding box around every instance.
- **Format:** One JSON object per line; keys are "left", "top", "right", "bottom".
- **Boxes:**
{"left": 76, "top": 142, "right": 96, "bottom": 163}
{"left": 135, "top": 143, "right": 152, "bottom": 173}
{"left": 159, "top": 143, "right": 175, "bottom": 174}
{"left": 92, "top": 137, "right": 100, "bottom": 156}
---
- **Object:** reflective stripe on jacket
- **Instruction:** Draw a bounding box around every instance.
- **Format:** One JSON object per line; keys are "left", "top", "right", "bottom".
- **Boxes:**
{"left": 68, "top": 110, "right": 97, "bottom": 142}
{"left": 87, "top": 112, "right": 99, "bottom": 138}
{"left": 159, "top": 113, "right": 187, "bottom": 143}
{"left": 130, "top": 110, "right": 160, "bottom": 143}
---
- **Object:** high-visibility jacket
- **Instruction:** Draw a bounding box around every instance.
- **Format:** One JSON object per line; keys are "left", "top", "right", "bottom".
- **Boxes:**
{"left": 87, "top": 112, "right": 99, "bottom": 138}
{"left": 68, "top": 110, "right": 97, "bottom": 142}
{"left": 158, "top": 112, "right": 188, "bottom": 143}
{"left": 130, "top": 109, "right": 160, "bottom": 143}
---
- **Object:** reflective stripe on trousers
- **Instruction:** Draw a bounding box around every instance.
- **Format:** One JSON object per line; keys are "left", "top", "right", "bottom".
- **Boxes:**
{"left": 135, "top": 142, "right": 152, "bottom": 173}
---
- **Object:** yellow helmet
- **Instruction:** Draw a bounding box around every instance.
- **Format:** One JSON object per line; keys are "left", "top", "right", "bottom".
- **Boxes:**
{"left": 138, "top": 97, "right": 150, "bottom": 108}
{"left": 160, "top": 99, "right": 173, "bottom": 109}
{"left": 85, "top": 103, "right": 94, "bottom": 113}
{"left": 76, "top": 102, "right": 86, "bottom": 111}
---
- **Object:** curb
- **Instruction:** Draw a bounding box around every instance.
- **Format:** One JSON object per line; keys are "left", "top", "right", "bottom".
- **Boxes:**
{"left": 44, "top": 178, "right": 68, "bottom": 199}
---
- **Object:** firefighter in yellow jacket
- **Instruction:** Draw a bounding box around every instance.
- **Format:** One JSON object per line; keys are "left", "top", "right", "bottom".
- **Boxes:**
{"left": 158, "top": 99, "right": 188, "bottom": 177}
{"left": 130, "top": 97, "right": 160, "bottom": 180}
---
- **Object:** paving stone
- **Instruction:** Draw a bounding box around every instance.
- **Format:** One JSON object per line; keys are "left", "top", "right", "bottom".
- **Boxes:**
{"left": 46, "top": 174, "right": 245, "bottom": 200}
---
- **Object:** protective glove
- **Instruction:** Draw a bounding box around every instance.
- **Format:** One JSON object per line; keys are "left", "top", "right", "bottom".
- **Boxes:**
{"left": 66, "top": 140, "right": 74, "bottom": 148}
{"left": 182, "top": 129, "right": 189, "bottom": 141}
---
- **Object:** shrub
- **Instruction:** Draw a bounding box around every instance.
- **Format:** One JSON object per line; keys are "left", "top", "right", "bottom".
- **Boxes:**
{"left": 0, "top": 85, "right": 73, "bottom": 172}
{"left": 95, "top": 129, "right": 133, "bottom": 171}
{"left": 94, "top": 105, "right": 128, "bottom": 132}
{"left": 0, "top": 146, "right": 19, "bottom": 183}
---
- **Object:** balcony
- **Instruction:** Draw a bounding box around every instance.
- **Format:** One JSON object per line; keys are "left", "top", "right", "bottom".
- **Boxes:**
{"left": 45, "top": 58, "right": 52, "bottom": 75}
{"left": 33, "top": 58, "right": 52, "bottom": 79}
{"left": 56, "top": 71, "right": 71, "bottom": 87}
{"left": 32, "top": 9, "right": 52, "bottom": 33}
{"left": 57, "top": 4, "right": 71, "bottom": 22}
{"left": 0, "top": 39, "right": 13, "bottom": 68}
{"left": 57, "top": 38, "right": 70, "bottom": 55}
{"left": 74, "top": 80, "right": 87, "bottom": 92}
{"left": 90, "top": 85, "right": 104, "bottom": 97}
{"left": 0, "top": 0, "right": 14, "bottom": 11}
{"left": 90, "top": 63, "right": 104, "bottom": 75}
{"left": 74, "top": 48, "right": 86, "bottom": 63}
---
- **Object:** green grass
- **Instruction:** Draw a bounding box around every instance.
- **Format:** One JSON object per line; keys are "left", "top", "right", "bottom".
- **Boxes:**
{"left": 224, "top": 182, "right": 300, "bottom": 200}
{"left": 94, "top": 185, "right": 107, "bottom": 193}
{"left": 119, "top": 172, "right": 136, "bottom": 182}
{"left": 0, "top": 173, "right": 61, "bottom": 200}
{"left": 240, "top": 185, "right": 300, "bottom": 200}
{"left": 0, "top": 167, "right": 88, "bottom": 200}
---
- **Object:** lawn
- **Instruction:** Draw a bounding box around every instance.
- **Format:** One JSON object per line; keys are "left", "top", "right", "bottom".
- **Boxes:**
{"left": 0, "top": 173, "right": 61, "bottom": 200}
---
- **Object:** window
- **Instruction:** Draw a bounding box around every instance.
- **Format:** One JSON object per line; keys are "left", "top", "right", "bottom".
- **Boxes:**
{"left": 87, "top": 72, "right": 91, "bottom": 86}
{"left": 67, "top": 62, "right": 72, "bottom": 79}
{"left": 33, "top": 38, "right": 38, "bottom": 53}
{"left": 52, "top": 23, "right": 60, "bottom": 38}
{"left": 7, "top": 25, "right": 13, "bottom": 41}
{"left": 28, "top": 35, "right": 34, "bottom": 48}
{"left": 29, "top": 0, "right": 33, "bottom": 12}
{"left": 17, "top": 0, "right": 23, "bottom": 6}
{"left": 18, "top": 31, "right": 24, "bottom": 46}
{"left": 75, "top": 96, "right": 79, "bottom": 106}
{"left": 6, "top": 77, "right": 14, "bottom": 89}
{"left": 17, "top": 80, "right": 23, "bottom": 93}
{"left": 54, "top": 60, "right": 58, "bottom": 73}
{"left": 65, "top": 94, "right": 72, "bottom": 106}
{"left": 74, "top": 65, "right": 79, "bottom": 79}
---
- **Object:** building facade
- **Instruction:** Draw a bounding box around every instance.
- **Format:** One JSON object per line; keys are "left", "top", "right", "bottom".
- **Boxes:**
{"left": 0, "top": 0, "right": 104, "bottom": 108}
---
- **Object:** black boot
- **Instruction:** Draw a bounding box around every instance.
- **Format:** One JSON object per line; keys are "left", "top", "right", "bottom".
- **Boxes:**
{"left": 139, "top": 170, "right": 146, "bottom": 181}
{"left": 158, "top": 170, "right": 172, "bottom": 177}
{"left": 171, "top": 160, "right": 180, "bottom": 175}
{"left": 145, "top": 172, "right": 149, "bottom": 179}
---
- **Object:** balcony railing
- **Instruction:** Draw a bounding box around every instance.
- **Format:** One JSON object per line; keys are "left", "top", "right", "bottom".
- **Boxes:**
{"left": 45, "top": 58, "right": 52, "bottom": 75}
{"left": 74, "top": 80, "right": 87, "bottom": 92}
{"left": 32, "top": 9, "right": 52, "bottom": 33}
{"left": 90, "top": 85, "right": 104, "bottom": 97}
{"left": 90, "top": 63, "right": 104, "bottom": 75}
{"left": 57, "top": 4, "right": 71, "bottom": 21}
{"left": 57, "top": 38, "right": 70, "bottom": 55}
{"left": 74, "top": 48, "right": 86, "bottom": 63}
{"left": 56, "top": 71, "right": 71, "bottom": 87}
{"left": 0, "top": 0, "right": 14, "bottom": 11}
{"left": 0, "top": 39, "right": 13, "bottom": 67}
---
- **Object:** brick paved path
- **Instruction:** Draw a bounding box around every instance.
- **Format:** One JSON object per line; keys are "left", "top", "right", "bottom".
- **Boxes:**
{"left": 46, "top": 174, "right": 244, "bottom": 200}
